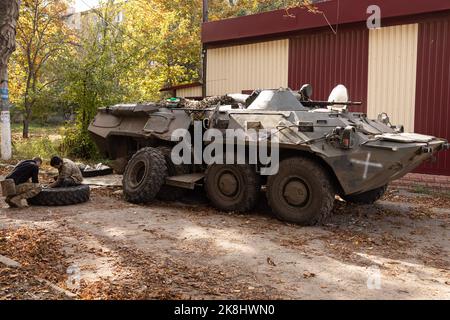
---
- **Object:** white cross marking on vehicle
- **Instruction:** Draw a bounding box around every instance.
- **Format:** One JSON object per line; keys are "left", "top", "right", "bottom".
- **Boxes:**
{"left": 350, "top": 153, "right": 383, "bottom": 179}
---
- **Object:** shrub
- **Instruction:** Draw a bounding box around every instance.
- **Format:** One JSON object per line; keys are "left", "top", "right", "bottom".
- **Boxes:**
{"left": 61, "top": 126, "right": 100, "bottom": 160}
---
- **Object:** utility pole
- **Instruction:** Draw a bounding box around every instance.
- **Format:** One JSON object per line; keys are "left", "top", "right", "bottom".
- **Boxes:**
{"left": 202, "top": 0, "right": 208, "bottom": 23}
{"left": 201, "top": 0, "right": 208, "bottom": 98}
{"left": 0, "top": 73, "right": 12, "bottom": 160}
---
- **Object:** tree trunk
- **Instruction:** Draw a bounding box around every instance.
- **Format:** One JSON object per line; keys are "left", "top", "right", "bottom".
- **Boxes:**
{"left": 22, "top": 116, "right": 29, "bottom": 138}
{"left": 0, "top": 0, "right": 20, "bottom": 92}
{"left": 0, "top": 0, "right": 20, "bottom": 160}
{"left": 22, "top": 100, "right": 31, "bottom": 138}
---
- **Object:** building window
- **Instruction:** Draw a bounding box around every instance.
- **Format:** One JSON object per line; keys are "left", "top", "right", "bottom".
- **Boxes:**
{"left": 115, "top": 11, "right": 123, "bottom": 23}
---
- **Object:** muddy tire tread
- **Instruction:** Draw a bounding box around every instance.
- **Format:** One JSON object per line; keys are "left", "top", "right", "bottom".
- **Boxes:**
{"left": 28, "top": 185, "right": 90, "bottom": 206}
{"left": 123, "top": 147, "right": 167, "bottom": 203}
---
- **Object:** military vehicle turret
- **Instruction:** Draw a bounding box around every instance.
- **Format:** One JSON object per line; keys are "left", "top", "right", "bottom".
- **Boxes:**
{"left": 88, "top": 86, "right": 449, "bottom": 225}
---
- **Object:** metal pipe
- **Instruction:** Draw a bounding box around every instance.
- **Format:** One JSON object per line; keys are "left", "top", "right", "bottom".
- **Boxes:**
{"left": 202, "top": 0, "right": 208, "bottom": 23}
{"left": 202, "top": 0, "right": 208, "bottom": 98}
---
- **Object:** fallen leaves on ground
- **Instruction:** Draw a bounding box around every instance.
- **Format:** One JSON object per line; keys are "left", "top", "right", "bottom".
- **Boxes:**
{"left": 77, "top": 243, "right": 283, "bottom": 300}
{"left": 266, "top": 257, "right": 276, "bottom": 267}
{"left": 0, "top": 266, "right": 67, "bottom": 300}
{"left": 384, "top": 188, "right": 450, "bottom": 209}
{"left": 0, "top": 227, "right": 70, "bottom": 286}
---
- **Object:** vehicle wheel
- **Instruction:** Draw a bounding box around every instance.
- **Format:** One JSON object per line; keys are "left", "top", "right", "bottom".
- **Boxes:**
{"left": 28, "top": 185, "right": 90, "bottom": 206}
{"left": 267, "top": 157, "right": 335, "bottom": 226}
{"left": 205, "top": 164, "right": 260, "bottom": 212}
{"left": 156, "top": 146, "right": 189, "bottom": 201}
{"left": 123, "top": 147, "right": 168, "bottom": 203}
{"left": 343, "top": 185, "right": 388, "bottom": 204}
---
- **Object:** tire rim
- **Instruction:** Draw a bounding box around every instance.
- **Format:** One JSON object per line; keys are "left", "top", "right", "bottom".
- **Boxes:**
{"left": 129, "top": 160, "right": 147, "bottom": 188}
{"left": 282, "top": 177, "right": 310, "bottom": 207}
{"left": 217, "top": 170, "right": 240, "bottom": 198}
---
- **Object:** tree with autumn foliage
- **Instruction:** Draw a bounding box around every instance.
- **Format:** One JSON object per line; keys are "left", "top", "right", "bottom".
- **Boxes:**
{"left": 7, "top": 0, "right": 322, "bottom": 158}
{"left": 208, "top": 0, "right": 319, "bottom": 20}
{"left": 120, "top": 0, "right": 202, "bottom": 101}
{"left": 10, "top": 0, "right": 74, "bottom": 138}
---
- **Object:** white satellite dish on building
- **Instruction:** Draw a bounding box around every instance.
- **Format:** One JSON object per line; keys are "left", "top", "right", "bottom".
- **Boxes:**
{"left": 328, "top": 85, "right": 349, "bottom": 111}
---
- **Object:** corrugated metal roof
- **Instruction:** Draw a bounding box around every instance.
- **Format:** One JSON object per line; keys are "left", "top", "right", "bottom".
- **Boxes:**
{"left": 202, "top": 0, "right": 450, "bottom": 45}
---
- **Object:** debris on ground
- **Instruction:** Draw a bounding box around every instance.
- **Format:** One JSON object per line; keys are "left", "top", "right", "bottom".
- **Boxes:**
{"left": 0, "top": 228, "right": 70, "bottom": 286}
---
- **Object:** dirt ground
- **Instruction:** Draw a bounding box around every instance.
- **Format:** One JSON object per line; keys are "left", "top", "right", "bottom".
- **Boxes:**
{"left": 0, "top": 182, "right": 449, "bottom": 300}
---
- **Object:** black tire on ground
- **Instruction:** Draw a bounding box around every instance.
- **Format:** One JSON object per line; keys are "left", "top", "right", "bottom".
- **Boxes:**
{"left": 343, "top": 185, "right": 388, "bottom": 204}
{"left": 267, "top": 157, "right": 335, "bottom": 226}
{"left": 28, "top": 185, "right": 90, "bottom": 206}
{"left": 205, "top": 164, "right": 261, "bottom": 212}
{"left": 156, "top": 146, "right": 189, "bottom": 201}
{"left": 122, "top": 147, "right": 168, "bottom": 204}
{"left": 81, "top": 167, "right": 114, "bottom": 178}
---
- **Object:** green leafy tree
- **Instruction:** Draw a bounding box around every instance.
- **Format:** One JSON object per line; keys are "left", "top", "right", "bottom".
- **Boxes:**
{"left": 11, "top": 0, "right": 74, "bottom": 138}
{"left": 121, "top": 0, "right": 202, "bottom": 101}
{"left": 61, "top": 0, "right": 135, "bottom": 158}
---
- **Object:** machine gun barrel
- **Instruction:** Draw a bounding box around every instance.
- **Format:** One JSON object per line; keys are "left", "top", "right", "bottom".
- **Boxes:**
{"left": 166, "top": 107, "right": 213, "bottom": 112}
{"left": 301, "top": 101, "right": 362, "bottom": 107}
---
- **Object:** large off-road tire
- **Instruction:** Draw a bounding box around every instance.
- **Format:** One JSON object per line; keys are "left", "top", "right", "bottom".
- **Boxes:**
{"left": 123, "top": 147, "right": 168, "bottom": 204}
{"left": 343, "top": 185, "right": 388, "bottom": 205}
{"left": 28, "top": 185, "right": 90, "bottom": 206}
{"left": 205, "top": 164, "right": 261, "bottom": 212}
{"left": 267, "top": 157, "right": 335, "bottom": 226}
{"left": 156, "top": 146, "right": 189, "bottom": 201}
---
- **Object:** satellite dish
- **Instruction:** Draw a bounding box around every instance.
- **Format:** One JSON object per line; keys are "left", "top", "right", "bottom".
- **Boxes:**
{"left": 328, "top": 85, "right": 349, "bottom": 111}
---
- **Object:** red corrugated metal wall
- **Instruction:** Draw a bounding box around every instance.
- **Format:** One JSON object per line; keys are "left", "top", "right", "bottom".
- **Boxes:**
{"left": 415, "top": 14, "right": 450, "bottom": 176}
{"left": 288, "top": 26, "right": 369, "bottom": 113}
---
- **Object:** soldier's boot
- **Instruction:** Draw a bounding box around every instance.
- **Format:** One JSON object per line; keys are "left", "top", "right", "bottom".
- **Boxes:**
{"left": 8, "top": 195, "right": 26, "bottom": 208}
{"left": 11, "top": 184, "right": 42, "bottom": 208}
{"left": 22, "top": 185, "right": 42, "bottom": 206}
{"left": 5, "top": 197, "right": 18, "bottom": 208}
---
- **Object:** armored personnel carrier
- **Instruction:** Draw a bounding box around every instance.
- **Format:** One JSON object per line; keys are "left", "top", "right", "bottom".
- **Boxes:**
{"left": 88, "top": 86, "right": 449, "bottom": 225}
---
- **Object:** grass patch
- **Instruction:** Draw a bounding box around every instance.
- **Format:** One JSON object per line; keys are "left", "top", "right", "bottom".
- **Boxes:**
{"left": 411, "top": 184, "right": 450, "bottom": 199}
{"left": 11, "top": 123, "right": 65, "bottom": 161}
{"left": 411, "top": 185, "right": 433, "bottom": 195}
{"left": 11, "top": 123, "right": 63, "bottom": 138}
{"left": 10, "top": 122, "right": 108, "bottom": 165}
{"left": 12, "top": 136, "right": 62, "bottom": 161}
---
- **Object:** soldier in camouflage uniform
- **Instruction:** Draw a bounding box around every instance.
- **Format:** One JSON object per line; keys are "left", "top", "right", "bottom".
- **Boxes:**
{"left": 48, "top": 156, "right": 83, "bottom": 188}
{"left": 5, "top": 157, "right": 43, "bottom": 208}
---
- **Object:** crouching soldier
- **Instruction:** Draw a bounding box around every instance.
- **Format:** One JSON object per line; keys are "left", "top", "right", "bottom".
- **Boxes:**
{"left": 4, "top": 157, "right": 43, "bottom": 208}
{"left": 49, "top": 156, "right": 83, "bottom": 188}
